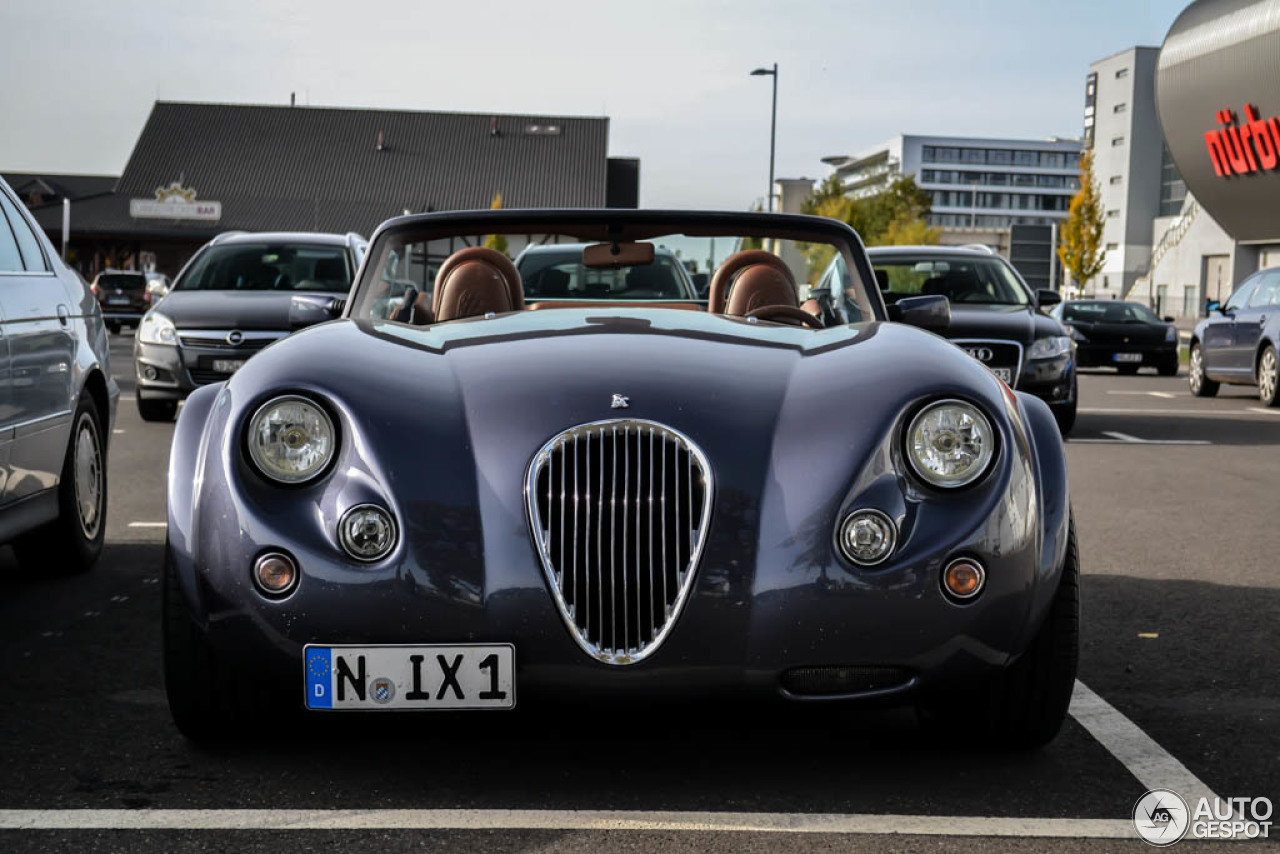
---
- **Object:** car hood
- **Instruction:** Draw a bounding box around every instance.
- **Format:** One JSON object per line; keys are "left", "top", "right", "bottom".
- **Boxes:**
{"left": 1067, "top": 320, "right": 1170, "bottom": 346}
{"left": 941, "top": 304, "right": 1064, "bottom": 344}
{"left": 154, "top": 290, "right": 341, "bottom": 330}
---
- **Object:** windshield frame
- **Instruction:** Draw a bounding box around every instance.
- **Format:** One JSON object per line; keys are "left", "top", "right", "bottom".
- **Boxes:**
{"left": 867, "top": 251, "right": 1034, "bottom": 307}
{"left": 347, "top": 209, "right": 883, "bottom": 322}
{"left": 1062, "top": 300, "right": 1162, "bottom": 324}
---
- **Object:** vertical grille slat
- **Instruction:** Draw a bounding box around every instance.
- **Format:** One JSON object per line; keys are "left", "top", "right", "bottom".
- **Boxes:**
{"left": 528, "top": 419, "right": 712, "bottom": 666}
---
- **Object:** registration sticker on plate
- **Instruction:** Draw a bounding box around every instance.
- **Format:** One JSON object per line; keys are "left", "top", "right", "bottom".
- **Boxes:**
{"left": 304, "top": 644, "right": 516, "bottom": 710}
{"left": 1113, "top": 353, "right": 1143, "bottom": 363}
{"left": 211, "top": 359, "right": 246, "bottom": 374}
{"left": 991, "top": 367, "right": 1013, "bottom": 383}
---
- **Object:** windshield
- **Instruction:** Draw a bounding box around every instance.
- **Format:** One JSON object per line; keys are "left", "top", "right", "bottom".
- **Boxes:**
{"left": 516, "top": 247, "right": 693, "bottom": 300}
{"left": 96, "top": 273, "right": 146, "bottom": 290}
{"left": 178, "top": 243, "right": 352, "bottom": 293}
{"left": 871, "top": 255, "right": 1032, "bottom": 306}
{"left": 350, "top": 218, "right": 875, "bottom": 326}
{"left": 1063, "top": 301, "right": 1161, "bottom": 323}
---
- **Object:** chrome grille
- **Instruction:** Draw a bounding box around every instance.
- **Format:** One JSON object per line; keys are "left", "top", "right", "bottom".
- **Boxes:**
{"left": 526, "top": 420, "right": 712, "bottom": 665}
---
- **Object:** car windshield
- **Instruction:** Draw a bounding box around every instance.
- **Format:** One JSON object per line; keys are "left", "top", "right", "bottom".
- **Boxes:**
{"left": 517, "top": 246, "right": 693, "bottom": 300}
{"left": 871, "top": 255, "right": 1032, "bottom": 306}
{"left": 350, "top": 218, "right": 875, "bottom": 325}
{"left": 177, "top": 243, "right": 351, "bottom": 293}
{"left": 97, "top": 273, "right": 146, "bottom": 290}
{"left": 1063, "top": 301, "right": 1161, "bottom": 323}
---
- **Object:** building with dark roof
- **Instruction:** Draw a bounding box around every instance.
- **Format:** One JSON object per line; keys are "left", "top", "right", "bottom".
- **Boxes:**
{"left": 17, "top": 100, "right": 638, "bottom": 276}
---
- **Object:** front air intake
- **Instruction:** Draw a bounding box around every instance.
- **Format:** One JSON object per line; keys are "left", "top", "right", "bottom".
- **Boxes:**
{"left": 526, "top": 420, "right": 712, "bottom": 665}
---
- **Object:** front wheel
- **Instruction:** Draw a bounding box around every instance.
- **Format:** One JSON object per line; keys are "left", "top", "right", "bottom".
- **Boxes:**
{"left": 12, "top": 392, "right": 107, "bottom": 573}
{"left": 1157, "top": 356, "right": 1179, "bottom": 377}
{"left": 919, "top": 515, "right": 1080, "bottom": 749}
{"left": 137, "top": 396, "right": 178, "bottom": 422}
{"left": 1050, "top": 375, "right": 1078, "bottom": 435}
{"left": 1189, "top": 343, "right": 1219, "bottom": 397}
{"left": 1258, "top": 345, "right": 1280, "bottom": 407}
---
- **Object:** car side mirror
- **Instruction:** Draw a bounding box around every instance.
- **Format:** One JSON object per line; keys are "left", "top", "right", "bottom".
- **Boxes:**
{"left": 888, "top": 294, "right": 950, "bottom": 332}
{"left": 1206, "top": 300, "right": 1222, "bottom": 314}
{"left": 1036, "top": 289, "right": 1062, "bottom": 308}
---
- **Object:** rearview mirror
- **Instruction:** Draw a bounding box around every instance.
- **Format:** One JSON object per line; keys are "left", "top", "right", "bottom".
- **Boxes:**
{"left": 888, "top": 294, "right": 950, "bottom": 333}
{"left": 1036, "top": 289, "right": 1062, "bottom": 308}
{"left": 582, "top": 241, "right": 655, "bottom": 268}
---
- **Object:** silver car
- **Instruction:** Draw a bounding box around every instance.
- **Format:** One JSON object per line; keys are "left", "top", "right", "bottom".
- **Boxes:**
{"left": 0, "top": 177, "right": 118, "bottom": 572}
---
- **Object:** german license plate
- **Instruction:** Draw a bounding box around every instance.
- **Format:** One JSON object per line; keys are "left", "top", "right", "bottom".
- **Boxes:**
{"left": 211, "top": 359, "right": 246, "bottom": 374}
{"left": 992, "top": 367, "right": 1013, "bottom": 382}
{"left": 1113, "top": 353, "right": 1143, "bottom": 363}
{"left": 304, "top": 644, "right": 515, "bottom": 710}
{"left": 107, "top": 297, "right": 130, "bottom": 305}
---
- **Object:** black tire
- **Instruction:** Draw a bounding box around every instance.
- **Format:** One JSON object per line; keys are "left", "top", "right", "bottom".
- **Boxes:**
{"left": 1157, "top": 357, "right": 1179, "bottom": 377}
{"left": 1050, "top": 374, "right": 1077, "bottom": 435}
{"left": 11, "top": 391, "right": 106, "bottom": 574}
{"left": 107, "top": 322, "right": 121, "bottom": 335}
{"left": 1188, "top": 343, "right": 1219, "bottom": 397}
{"left": 163, "top": 550, "right": 285, "bottom": 743}
{"left": 1257, "top": 345, "right": 1279, "bottom": 407}
{"left": 1116, "top": 364, "right": 1140, "bottom": 376}
{"left": 919, "top": 515, "right": 1080, "bottom": 749}
{"left": 137, "top": 396, "right": 178, "bottom": 422}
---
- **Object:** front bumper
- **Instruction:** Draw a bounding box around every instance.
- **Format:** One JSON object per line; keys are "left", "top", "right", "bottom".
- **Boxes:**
{"left": 1017, "top": 352, "right": 1075, "bottom": 406}
{"left": 134, "top": 340, "right": 271, "bottom": 400}
{"left": 1075, "top": 342, "right": 1178, "bottom": 368}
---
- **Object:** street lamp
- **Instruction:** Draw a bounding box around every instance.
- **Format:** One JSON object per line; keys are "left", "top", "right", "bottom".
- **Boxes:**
{"left": 750, "top": 63, "right": 778, "bottom": 212}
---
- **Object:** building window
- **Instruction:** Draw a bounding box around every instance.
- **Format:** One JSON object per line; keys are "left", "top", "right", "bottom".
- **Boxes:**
{"left": 1114, "top": 103, "right": 1127, "bottom": 113}
{"left": 1183, "top": 285, "right": 1198, "bottom": 317}
{"left": 1110, "top": 175, "right": 1123, "bottom": 185}
{"left": 1106, "top": 242, "right": 1119, "bottom": 250}
{"left": 1111, "top": 136, "right": 1125, "bottom": 147}
{"left": 1116, "top": 68, "right": 1129, "bottom": 79}
{"left": 1107, "top": 210, "right": 1120, "bottom": 218}
{"left": 1156, "top": 285, "right": 1169, "bottom": 316}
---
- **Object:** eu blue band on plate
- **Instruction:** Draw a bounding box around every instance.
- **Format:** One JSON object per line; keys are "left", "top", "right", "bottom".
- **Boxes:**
{"left": 306, "top": 647, "right": 332, "bottom": 709}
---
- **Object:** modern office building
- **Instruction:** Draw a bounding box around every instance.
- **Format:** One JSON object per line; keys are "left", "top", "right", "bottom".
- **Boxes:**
{"left": 1083, "top": 46, "right": 1188, "bottom": 300}
{"left": 820, "top": 134, "right": 1082, "bottom": 235}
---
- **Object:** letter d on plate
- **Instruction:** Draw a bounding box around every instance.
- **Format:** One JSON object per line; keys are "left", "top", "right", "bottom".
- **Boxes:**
{"left": 306, "top": 647, "right": 332, "bottom": 709}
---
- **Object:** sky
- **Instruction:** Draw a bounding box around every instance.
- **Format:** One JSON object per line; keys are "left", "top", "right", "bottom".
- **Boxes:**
{"left": 0, "top": 0, "right": 1190, "bottom": 210}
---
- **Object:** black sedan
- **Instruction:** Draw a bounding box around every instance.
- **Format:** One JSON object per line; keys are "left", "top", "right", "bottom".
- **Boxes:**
{"left": 162, "top": 209, "right": 1077, "bottom": 750}
{"left": 861, "top": 246, "right": 1077, "bottom": 433}
{"left": 1049, "top": 300, "right": 1179, "bottom": 376}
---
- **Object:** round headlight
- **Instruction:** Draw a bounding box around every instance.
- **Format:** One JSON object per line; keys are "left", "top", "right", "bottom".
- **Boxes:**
{"left": 905, "top": 400, "right": 995, "bottom": 488}
{"left": 246, "top": 395, "right": 336, "bottom": 484}
{"left": 838, "top": 509, "right": 897, "bottom": 566}
{"left": 338, "top": 505, "right": 397, "bottom": 562}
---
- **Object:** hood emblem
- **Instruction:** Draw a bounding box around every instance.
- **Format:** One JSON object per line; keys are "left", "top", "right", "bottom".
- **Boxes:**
{"left": 226, "top": 330, "right": 244, "bottom": 345}
{"left": 611, "top": 394, "right": 630, "bottom": 409}
{"left": 963, "top": 346, "right": 995, "bottom": 362}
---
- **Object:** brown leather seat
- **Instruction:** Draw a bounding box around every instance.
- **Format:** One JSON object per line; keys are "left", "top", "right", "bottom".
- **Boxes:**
{"left": 708, "top": 250, "right": 800, "bottom": 316}
{"left": 432, "top": 247, "right": 524, "bottom": 323}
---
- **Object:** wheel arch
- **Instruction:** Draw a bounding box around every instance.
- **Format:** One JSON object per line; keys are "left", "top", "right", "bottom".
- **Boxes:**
{"left": 81, "top": 368, "right": 111, "bottom": 441}
{"left": 1254, "top": 337, "right": 1277, "bottom": 378}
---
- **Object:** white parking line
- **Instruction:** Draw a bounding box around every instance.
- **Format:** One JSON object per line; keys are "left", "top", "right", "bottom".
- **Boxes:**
{"left": 1069, "top": 681, "right": 1221, "bottom": 807}
{"left": 127, "top": 522, "right": 167, "bottom": 528}
{"left": 1105, "top": 391, "right": 1176, "bottom": 399}
{"left": 1071, "top": 431, "right": 1211, "bottom": 446}
{"left": 1247, "top": 407, "right": 1280, "bottom": 415}
{"left": 1080, "top": 407, "right": 1268, "bottom": 416}
{"left": 0, "top": 809, "right": 1133, "bottom": 836}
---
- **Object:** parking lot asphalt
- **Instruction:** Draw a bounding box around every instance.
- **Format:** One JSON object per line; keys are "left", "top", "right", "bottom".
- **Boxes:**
{"left": 0, "top": 338, "right": 1276, "bottom": 851}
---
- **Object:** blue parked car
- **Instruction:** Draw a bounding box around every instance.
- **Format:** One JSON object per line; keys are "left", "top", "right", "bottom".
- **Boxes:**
{"left": 1189, "top": 266, "right": 1280, "bottom": 405}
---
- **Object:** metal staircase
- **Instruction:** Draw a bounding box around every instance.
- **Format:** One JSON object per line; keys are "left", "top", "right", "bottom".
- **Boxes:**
{"left": 1125, "top": 196, "right": 1200, "bottom": 299}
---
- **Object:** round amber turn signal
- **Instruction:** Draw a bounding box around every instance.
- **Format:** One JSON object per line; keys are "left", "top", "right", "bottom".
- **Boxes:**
{"left": 943, "top": 558, "right": 984, "bottom": 600}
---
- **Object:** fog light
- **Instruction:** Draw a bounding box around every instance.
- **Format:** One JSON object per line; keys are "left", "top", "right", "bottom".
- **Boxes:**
{"left": 942, "top": 558, "right": 985, "bottom": 600}
{"left": 253, "top": 552, "right": 298, "bottom": 595}
{"left": 837, "top": 509, "right": 896, "bottom": 566}
{"left": 338, "top": 504, "right": 397, "bottom": 562}
{"left": 141, "top": 365, "right": 158, "bottom": 381}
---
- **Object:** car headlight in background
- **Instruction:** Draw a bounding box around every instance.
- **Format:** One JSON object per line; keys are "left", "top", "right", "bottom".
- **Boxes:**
{"left": 1065, "top": 325, "right": 1088, "bottom": 342}
{"left": 1165, "top": 325, "right": 1178, "bottom": 343}
{"left": 1027, "top": 335, "right": 1073, "bottom": 360}
{"left": 246, "top": 395, "right": 337, "bottom": 484}
{"left": 906, "top": 399, "right": 996, "bottom": 488}
{"left": 137, "top": 311, "right": 177, "bottom": 345}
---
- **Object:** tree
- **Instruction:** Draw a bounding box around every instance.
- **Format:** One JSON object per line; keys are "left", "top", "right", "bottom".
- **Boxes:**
{"left": 483, "top": 192, "right": 509, "bottom": 256}
{"left": 800, "top": 174, "right": 937, "bottom": 278}
{"left": 881, "top": 216, "right": 940, "bottom": 246}
{"left": 1057, "top": 149, "right": 1106, "bottom": 291}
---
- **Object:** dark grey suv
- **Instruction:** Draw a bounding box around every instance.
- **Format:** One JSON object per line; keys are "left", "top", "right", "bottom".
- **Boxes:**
{"left": 133, "top": 231, "right": 366, "bottom": 421}
{"left": 0, "top": 177, "right": 118, "bottom": 572}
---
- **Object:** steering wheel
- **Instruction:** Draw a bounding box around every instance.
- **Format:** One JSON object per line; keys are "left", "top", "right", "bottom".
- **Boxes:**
{"left": 745, "top": 305, "right": 824, "bottom": 329}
